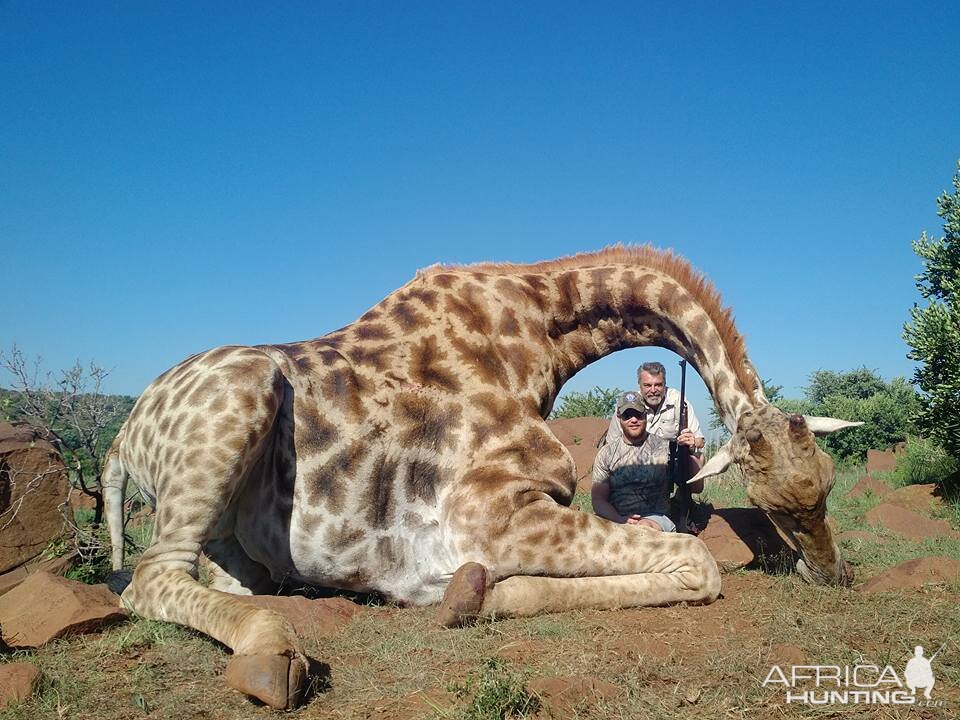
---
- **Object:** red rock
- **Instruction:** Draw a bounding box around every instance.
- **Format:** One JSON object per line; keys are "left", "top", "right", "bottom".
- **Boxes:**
{"left": 863, "top": 504, "right": 954, "bottom": 541}
{"left": 546, "top": 417, "right": 609, "bottom": 449}
{"left": 767, "top": 644, "right": 807, "bottom": 666}
{"left": 845, "top": 476, "right": 892, "bottom": 500}
{"left": 0, "top": 662, "right": 40, "bottom": 709}
{"left": 234, "top": 594, "right": 364, "bottom": 640}
{"left": 866, "top": 449, "right": 897, "bottom": 474}
{"left": 368, "top": 688, "right": 453, "bottom": 720}
{"left": 0, "top": 552, "right": 78, "bottom": 597}
{"left": 67, "top": 486, "right": 97, "bottom": 514}
{"left": 859, "top": 557, "right": 960, "bottom": 593}
{"left": 883, "top": 484, "right": 942, "bottom": 515}
{"left": 0, "top": 571, "right": 127, "bottom": 648}
{"left": 527, "top": 675, "right": 623, "bottom": 716}
{"left": 698, "top": 508, "right": 790, "bottom": 569}
{"left": 547, "top": 418, "right": 608, "bottom": 490}
{"left": 0, "top": 423, "right": 71, "bottom": 573}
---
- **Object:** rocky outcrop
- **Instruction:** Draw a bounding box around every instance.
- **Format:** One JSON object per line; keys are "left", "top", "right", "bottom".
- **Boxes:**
{"left": 546, "top": 417, "right": 608, "bottom": 491}
{"left": 698, "top": 507, "right": 791, "bottom": 569}
{"left": 863, "top": 504, "right": 954, "bottom": 541}
{"left": 0, "top": 552, "right": 77, "bottom": 597}
{"left": 866, "top": 449, "right": 897, "bottom": 474}
{"left": 859, "top": 557, "right": 960, "bottom": 593}
{"left": 0, "top": 423, "right": 71, "bottom": 573}
{"left": 0, "top": 662, "right": 40, "bottom": 709}
{"left": 0, "top": 571, "right": 127, "bottom": 648}
{"left": 845, "top": 475, "right": 892, "bottom": 500}
{"left": 234, "top": 594, "right": 365, "bottom": 640}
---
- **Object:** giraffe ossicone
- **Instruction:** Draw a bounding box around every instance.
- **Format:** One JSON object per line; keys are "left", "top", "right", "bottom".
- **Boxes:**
{"left": 103, "top": 245, "right": 859, "bottom": 708}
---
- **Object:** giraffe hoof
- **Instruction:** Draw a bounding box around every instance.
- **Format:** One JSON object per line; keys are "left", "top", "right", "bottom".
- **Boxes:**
{"left": 436, "top": 561, "right": 491, "bottom": 628}
{"left": 224, "top": 652, "right": 316, "bottom": 709}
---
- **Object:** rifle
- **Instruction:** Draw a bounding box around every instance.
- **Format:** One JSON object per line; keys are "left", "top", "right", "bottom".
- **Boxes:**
{"left": 670, "top": 359, "right": 693, "bottom": 533}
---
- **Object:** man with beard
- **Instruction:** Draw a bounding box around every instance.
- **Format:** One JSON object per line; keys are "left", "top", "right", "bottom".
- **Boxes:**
{"left": 602, "top": 361, "right": 705, "bottom": 477}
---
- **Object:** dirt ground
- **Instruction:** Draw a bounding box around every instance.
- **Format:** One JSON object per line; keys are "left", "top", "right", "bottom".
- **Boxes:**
{"left": 4, "top": 465, "right": 960, "bottom": 720}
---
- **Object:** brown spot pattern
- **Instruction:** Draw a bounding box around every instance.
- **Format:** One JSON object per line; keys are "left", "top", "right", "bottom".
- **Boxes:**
{"left": 409, "top": 335, "right": 462, "bottom": 393}
{"left": 449, "top": 335, "right": 508, "bottom": 388}
{"left": 390, "top": 301, "right": 426, "bottom": 331}
{"left": 403, "top": 459, "right": 441, "bottom": 503}
{"left": 365, "top": 455, "right": 397, "bottom": 528}
{"left": 444, "top": 284, "right": 493, "bottom": 335}
{"left": 295, "top": 405, "right": 338, "bottom": 456}
{"left": 395, "top": 393, "right": 461, "bottom": 452}
{"left": 498, "top": 307, "right": 521, "bottom": 337}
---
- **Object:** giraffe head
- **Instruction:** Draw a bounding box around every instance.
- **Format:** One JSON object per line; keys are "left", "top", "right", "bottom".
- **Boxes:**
{"left": 693, "top": 404, "right": 861, "bottom": 586}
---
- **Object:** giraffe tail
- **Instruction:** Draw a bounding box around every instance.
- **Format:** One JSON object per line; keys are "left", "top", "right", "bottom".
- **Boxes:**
{"left": 102, "top": 427, "right": 130, "bottom": 571}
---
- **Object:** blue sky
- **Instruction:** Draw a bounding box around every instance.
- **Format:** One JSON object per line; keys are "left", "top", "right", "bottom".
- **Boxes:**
{"left": 2, "top": 2, "right": 959, "bottom": 433}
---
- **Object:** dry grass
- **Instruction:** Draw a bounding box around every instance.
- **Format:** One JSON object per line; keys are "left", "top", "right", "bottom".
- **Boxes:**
{"left": 3, "top": 464, "right": 959, "bottom": 719}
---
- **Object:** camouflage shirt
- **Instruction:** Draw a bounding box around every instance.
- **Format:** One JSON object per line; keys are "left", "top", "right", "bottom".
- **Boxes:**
{"left": 592, "top": 433, "right": 672, "bottom": 517}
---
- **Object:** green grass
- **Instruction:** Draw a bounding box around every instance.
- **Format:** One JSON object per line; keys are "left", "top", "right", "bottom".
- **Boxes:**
{"left": 441, "top": 658, "right": 540, "bottom": 720}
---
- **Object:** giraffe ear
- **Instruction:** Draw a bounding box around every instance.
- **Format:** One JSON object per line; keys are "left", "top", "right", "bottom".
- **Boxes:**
{"left": 802, "top": 416, "right": 864, "bottom": 437}
{"left": 687, "top": 443, "right": 733, "bottom": 484}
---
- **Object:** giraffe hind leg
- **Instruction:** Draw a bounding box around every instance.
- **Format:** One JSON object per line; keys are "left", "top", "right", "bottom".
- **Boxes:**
{"left": 119, "top": 350, "right": 317, "bottom": 708}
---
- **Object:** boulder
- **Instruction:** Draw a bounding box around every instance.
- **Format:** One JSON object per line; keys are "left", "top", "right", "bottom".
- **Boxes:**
{"left": 527, "top": 675, "right": 623, "bottom": 716}
{"left": 546, "top": 417, "right": 609, "bottom": 449}
{"left": 0, "top": 571, "right": 127, "bottom": 648}
{"left": 0, "top": 423, "right": 71, "bottom": 573}
{"left": 882, "top": 484, "right": 942, "bottom": 515}
{"left": 863, "top": 504, "right": 954, "bottom": 541}
{"left": 866, "top": 449, "right": 897, "bottom": 475}
{"left": 859, "top": 557, "right": 960, "bottom": 593}
{"left": 698, "top": 508, "right": 791, "bottom": 569}
{"left": 546, "top": 417, "right": 608, "bottom": 491}
{"left": 0, "top": 662, "right": 40, "bottom": 709}
{"left": 0, "top": 552, "right": 77, "bottom": 597}
{"left": 234, "top": 594, "right": 365, "bottom": 640}
{"left": 845, "top": 476, "right": 892, "bottom": 500}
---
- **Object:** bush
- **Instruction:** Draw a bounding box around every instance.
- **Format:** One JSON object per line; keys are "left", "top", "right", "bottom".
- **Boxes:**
{"left": 815, "top": 376, "right": 918, "bottom": 463}
{"left": 550, "top": 386, "right": 623, "bottom": 419}
{"left": 449, "top": 658, "right": 540, "bottom": 720}
{"left": 891, "top": 436, "right": 959, "bottom": 488}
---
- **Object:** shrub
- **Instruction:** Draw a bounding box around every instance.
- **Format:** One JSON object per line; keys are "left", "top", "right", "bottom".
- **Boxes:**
{"left": 550, "top": 386, "right": 623, "bottom": 419}
{"left": 891, "top": 436, "right": 959, "bottom": 488}
{"left": 449, "top": 658, "right": 540, "bottom": 720}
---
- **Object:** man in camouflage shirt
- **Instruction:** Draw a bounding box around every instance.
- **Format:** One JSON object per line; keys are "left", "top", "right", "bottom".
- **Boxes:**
{"left": 592, "top": 392, "right": 705, "bottom": 532}
{"left": 602, "top": 361, "right": 706, "bottom": 476}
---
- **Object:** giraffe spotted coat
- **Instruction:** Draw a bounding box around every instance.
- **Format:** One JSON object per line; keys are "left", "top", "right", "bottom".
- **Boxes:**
{"left": 104, "top": 246, "right": 858, "bottom": 708}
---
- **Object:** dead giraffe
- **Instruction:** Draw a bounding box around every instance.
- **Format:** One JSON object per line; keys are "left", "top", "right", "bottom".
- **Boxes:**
{"left": 103, "top": 246, "right": 859, "bottom": 708}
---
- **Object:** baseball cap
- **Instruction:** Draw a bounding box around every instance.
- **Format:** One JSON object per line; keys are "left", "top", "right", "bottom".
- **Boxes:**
{"left": 616, "top": 392, "right": 646, "bottom": 417}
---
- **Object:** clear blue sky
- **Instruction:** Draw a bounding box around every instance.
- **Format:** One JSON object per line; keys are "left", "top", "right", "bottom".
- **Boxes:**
{"left": 3, "top": 2, "right": 959, "bottom": 434}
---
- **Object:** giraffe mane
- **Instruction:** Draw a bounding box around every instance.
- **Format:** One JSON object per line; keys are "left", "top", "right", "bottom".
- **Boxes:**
{"left": 416, "top": 244, "right": 756, "bottom": 396}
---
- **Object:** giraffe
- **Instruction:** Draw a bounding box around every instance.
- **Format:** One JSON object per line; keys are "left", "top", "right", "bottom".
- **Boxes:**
{"left": 103, "top": 246, "right": 860, "bottom": 708}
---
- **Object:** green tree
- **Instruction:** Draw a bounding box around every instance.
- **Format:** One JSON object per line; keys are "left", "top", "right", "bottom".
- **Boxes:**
{"left": 903, "top": 160, "right": 960, "bottom": 460}
{"left": 550, "top": 386, "right": 624, "bottom": 419}
{"left": 805, "top": 367, "right": 886, "bottom": 404}
{"left": 815, "top": 375, "right": 918, "bottom": 462}
{"left": 709, "top": 378, "right": 783, "bottom": 433}
{"left": 709, "top": 369, "right": 917, "bottom": 463}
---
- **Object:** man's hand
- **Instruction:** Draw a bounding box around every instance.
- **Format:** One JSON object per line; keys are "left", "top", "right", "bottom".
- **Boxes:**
{"left": 677, "top": 429, "right": 702, "bottom": 449}
{"left": 625, "top": 515, "right": 662, "bottom": 531}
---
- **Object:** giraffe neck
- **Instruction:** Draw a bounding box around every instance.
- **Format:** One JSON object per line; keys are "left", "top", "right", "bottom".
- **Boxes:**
{"left": 415, "top": 250, "right": 763, "bottom": 428}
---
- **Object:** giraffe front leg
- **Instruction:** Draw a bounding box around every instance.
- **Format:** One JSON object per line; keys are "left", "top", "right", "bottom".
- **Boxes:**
{"left": 439, "top": 477, "right": 720, "bottom": 624}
